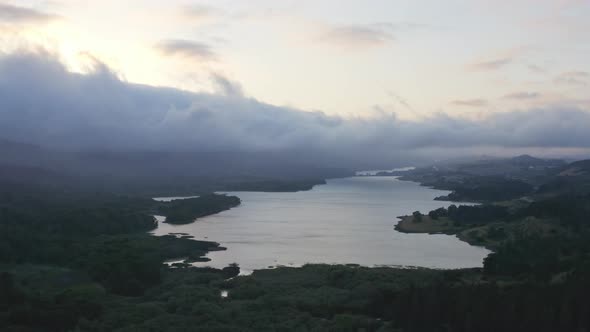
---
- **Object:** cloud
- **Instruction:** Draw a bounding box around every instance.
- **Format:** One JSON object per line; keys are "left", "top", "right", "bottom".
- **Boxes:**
{"left": 387, "top": 91, "right": 416, "bottom": 113}
{"left": 210, "top": 73, "right": 244, "bottom": 97}
{"left": 451, "top": 99, "right": 489, "bottom": 107}
{"left": 316, "top": 23, "right": 395, "bottom": 49}
{"left": 528, "top": 64, "right": 546, "bottom": 74}
{"left": 1, "top": 51, "right": 590, "bottom": 167}
{"left": 469, "top": 57, "right": 512, "bottom": 71}
{"left": 179, "top": 4, "right": 224, "bottom": 22}
{"left": 503, "top": 92, "right": 540, "bottom": 100}
{"left": 0, "top": 3, "right": 58, "bottom": 24}
{"left": 155, "top": 39, "right": 217, "bottom": 61}
{"left": 554, "top": 71, "right": 589, "bottom": 86}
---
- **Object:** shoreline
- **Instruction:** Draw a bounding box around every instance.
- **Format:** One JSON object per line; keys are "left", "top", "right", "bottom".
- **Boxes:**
{"left": 395, "top": 214, "right": 499, "bottom": 251}
{"left": 152, "top": 176, "right": 489, "bottom": 272}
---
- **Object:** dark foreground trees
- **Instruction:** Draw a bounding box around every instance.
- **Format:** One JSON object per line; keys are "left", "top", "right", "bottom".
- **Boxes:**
{"left": 2, "top": 184, "right": 590, "bottom": 331}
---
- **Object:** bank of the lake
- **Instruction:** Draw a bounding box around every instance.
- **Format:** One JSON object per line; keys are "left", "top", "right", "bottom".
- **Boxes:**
{"left": 153, "top": 176, "right": 490, "bottom": 273}
{"left": 396, "top": 214, "right": 499, "bottom": 250}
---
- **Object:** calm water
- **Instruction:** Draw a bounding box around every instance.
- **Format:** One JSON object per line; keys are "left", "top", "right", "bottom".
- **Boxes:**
{"left": 153, "top": 176, "right": 490, "bottom": 274}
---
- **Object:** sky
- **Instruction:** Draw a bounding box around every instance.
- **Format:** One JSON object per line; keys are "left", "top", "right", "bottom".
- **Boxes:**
{"left": 0, "top": 0, "right": 590, "bottom": 165}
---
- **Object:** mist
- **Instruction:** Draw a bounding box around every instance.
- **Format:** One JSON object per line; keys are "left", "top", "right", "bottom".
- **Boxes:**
{"left": 1, "top": 51, "right": 590, "bottom": 170}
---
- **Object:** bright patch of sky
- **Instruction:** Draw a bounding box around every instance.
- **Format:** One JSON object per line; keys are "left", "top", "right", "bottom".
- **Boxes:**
{"left": 1, "top": 0, "right": 589, "bottom": 119}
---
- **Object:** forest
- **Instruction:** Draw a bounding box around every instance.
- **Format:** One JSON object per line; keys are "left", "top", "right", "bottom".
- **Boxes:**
{"left": 2, "top": 157, "right": 590, "bottom": 331}
{"left": 158, "top": 195, "right": 241, "bottom": 225}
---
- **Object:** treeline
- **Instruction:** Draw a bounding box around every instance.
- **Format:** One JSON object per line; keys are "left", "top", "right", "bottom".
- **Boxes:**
{"left": 0, "top": 189, "right": 228, "bottom": 297}
{"left": 0, "top": 187, "right": 242, "bottom": 331}
{"left": 435, "top": 176, "right": 533, "bottom": 202}
{"left": 4, "top": 261, "right": 590, "bottom": 331}
{"left": 223, "top": 178, "right": 327, "bottom": 192}
{"left": 387, "top": 269, "right": 590, "bottom": 332}
{"left": 428, "top": 204, "right": 509, "bottom": 225}
{"left": 0, "top": 190, "right": 157, "bottom": 237}
{"left": 519, "top": 194, "right": 590, "bottom": 228}
{"left": 3, "top": 168, "right": 590, "bottom": 330}
{"left": 484, "top": 231, "right": 590, "bottom": 278}
{"left": 158, "top": 194, "right": 241, "bottom": 224}
{"left": 0, "top": 192, "right": 156, "bottom": 266}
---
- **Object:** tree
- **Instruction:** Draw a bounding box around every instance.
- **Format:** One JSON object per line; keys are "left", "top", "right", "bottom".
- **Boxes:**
{"left": 412, "top": 211, "right": 422, "bottom": 223}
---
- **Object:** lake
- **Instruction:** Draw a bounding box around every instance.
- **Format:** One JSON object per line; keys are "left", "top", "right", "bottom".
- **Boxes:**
{"left": 153, "top": 176, "right": 490, "bottom": 274}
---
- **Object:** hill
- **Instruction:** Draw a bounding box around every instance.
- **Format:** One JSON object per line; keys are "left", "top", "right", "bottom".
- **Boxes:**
{"left": 0, "top": 138, "right": 354, "bottom": 195}
{"left": 537, "top": 159, "right": 590, "bottom": 196}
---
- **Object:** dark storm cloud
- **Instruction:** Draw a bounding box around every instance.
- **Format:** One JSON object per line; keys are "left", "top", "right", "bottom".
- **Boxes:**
{"left": 1, "top": 51, "right": 590, "bottom": 166}
{"left": 155, "top": 39, "right": 217, "bottom": 61}
{"left": 0, "top": 3, "right": 58, "bottom": 23}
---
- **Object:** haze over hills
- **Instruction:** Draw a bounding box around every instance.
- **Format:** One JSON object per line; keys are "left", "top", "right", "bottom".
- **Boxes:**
{"left": 4, "top": 130, "right": 588, "bottom": 196}
{"left": 537, "top": 159, "right": 590, "bottom": 196}
{"left": 1, "top": 51, "right": 590, "bottom": 177}
{"left": 0, "top": 139, "right": 354, "bottom": 194}
{"left": 2, "top": 1, "right": 590, "bottom": 331}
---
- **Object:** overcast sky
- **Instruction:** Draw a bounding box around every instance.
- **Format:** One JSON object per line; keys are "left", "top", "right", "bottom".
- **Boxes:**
{"left": 2, "top": 0, "right": 589, "bottom": 117}
{"left": 0, "top": 1, "right": 589, "bottom": 163}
